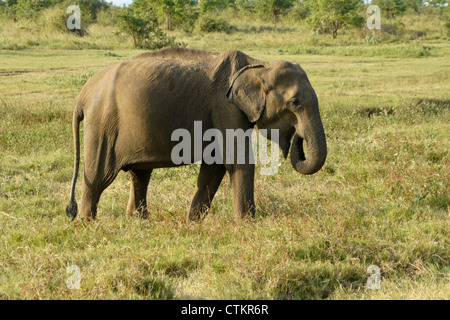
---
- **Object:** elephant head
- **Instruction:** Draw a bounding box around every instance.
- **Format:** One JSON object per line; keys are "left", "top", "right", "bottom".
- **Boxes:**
{"left": 227, "top": 61, "right": 327, "bottom": 175}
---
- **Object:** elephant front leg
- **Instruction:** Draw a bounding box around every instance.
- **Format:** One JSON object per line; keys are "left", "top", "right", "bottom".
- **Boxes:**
{"left": 228, "top": 164, "right": 256, "bottom": 219}
{"left": 127, "top": 169, "right": 152, "bottom": 218}
{"left": 189, "top": 163, "right": 226, "bottom": 221}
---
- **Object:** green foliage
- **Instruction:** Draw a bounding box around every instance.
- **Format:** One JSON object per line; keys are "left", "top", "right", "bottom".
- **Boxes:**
{"left": 118, "top": 11, "right": 180, "bottom": 50}
{"left": 39, "top": 6, "right": 73, "bottom": 33}
{"left": 306, "top": 0, "right": 365, "bottom": 38}
{"left": 174, "top": 2, "right": 199, "bottom": 33}
{"left": 13, "top": 0, "right": 51, "bottom": 19}
{"left": 198, "top": 0, "right": 235, "bottom": 12}
{"left": 2, "top": 0, "right": 446, "bottom": 39}
{"left": 365, "top": 31, "right": 379, "bottom": 44}
{"left": 96, "top": 6, "right": 122, "bottom": 27}
{"left": 234, "top": 0, "right": 255, "bottom": 12}
{"left": 253, "top": 0, "right": 295, "bottom": 25}
{"left": 66, "top": 0, "right": 108, "bottom": 21}
{"left": 1, "top": 0, "right": 108, "bottom": 21}
{"left": 403, "top": 0, "right": 424, "bottom": 12}
{"left": 196, "top": 14, "right": 233, "bottom": 33}
{"left": 372, "top": 0, "right": 406, "bottom": 18}
{"left": 130, "top": 0, "right": 197, "bottom": 31}
{"left": 286, "top": 0, "right": 310, "bottom": 22}
{"left": 5, "top": 0, "right": 18, "bottom": 6}
{"left": 426, "top": 0, "right": 449, "bottom": 7}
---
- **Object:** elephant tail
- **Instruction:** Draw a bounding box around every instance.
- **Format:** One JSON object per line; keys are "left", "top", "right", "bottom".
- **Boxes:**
{"left": 66, "top": 105, "right": 84, "bottom": 221}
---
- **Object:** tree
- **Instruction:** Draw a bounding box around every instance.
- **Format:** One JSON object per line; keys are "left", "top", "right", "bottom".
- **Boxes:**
{"left": 13, "top": 0, "right": 51, "bottom": 19}
{"left": 118, "top": 10, "right": 180, "bottom": 49}
{"left": 372, "top": 0, "right": 406, "bottom": 17}
{"left": 306, "top": 0, "right": 364, "bottom": 39}
{"left": 403, "top": 0, "right": 423, "bottom": 12}
{"left": 198, "top": 0, "right": 235, "bottom": 12}
{"left": 288, "top": 0, "right": 311, "bottom": 21}
{"left": 425, "top": 0, "right": 448, "bottom": 7}
{"left": 68, "top": 0, "right": 109, "bottom": 20}
{"left": 131, "top": 0, "right": 196, "bottom": 31}
{"left": 254, "top": 0, "right": 295, "bottom": 26}
{"left": 3, "top": 0, "right": 109, "bottom": 20}
{"left": 234, "top": 0, "right": 255, "bottom": 12}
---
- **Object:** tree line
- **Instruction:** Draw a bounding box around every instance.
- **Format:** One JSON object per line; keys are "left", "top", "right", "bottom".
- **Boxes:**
{"left": 0, "top": 0, "right": 448, "bottom": 47}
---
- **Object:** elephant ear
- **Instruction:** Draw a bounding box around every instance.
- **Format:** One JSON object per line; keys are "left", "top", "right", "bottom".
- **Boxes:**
{"left": 227, "top": 65, "right": 267, "bottom": 123}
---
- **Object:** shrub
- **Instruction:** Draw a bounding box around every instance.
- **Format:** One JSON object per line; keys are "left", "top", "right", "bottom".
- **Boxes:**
{"left": 96, "top": 6, "right": 122, "bottom": 27}
{"left": 39, "top": 6, "right": 88, "bottom": 36}
{"left": 287, "top": 1, "right": 310, "bottom": 22}
{"left": 39, "top": 7, "right": 69, "bottom": 33}
{"left": 14, "top": 0, "right": 48, "bottom": 20}
{"left": 118, "top": 13, "right": 183, "bottom": 50}
{"left": 60, "top": 0, "right": 107, "bottom": 21}
{"left": 196, "top": 15, "right": 232, "bottom": 33}
{"left": 306, "top": 0, "right": 365, "bottom": 39}
{"left": 175, "top": 6, "right": 199, "bottom": 33}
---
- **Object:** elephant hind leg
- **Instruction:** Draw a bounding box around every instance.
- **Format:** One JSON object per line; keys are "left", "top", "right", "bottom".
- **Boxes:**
{"left": 127, "top": 169, "right": 152, "bottom": 218}
{"left": 78, "top": 135, "right": 120, "bottom": 221}
{"left": 189, "top": 163, "right": 226, "bottom": 221}
{"left": 79, "top": 170, "right": 118, "bottom": 221}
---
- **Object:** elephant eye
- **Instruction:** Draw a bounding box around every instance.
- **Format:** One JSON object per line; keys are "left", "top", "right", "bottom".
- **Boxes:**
{"left": 290, "top": 98, "right": 301, "bottom": 108}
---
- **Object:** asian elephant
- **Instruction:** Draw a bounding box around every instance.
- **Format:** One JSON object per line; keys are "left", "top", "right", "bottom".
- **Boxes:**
{"left": 66, "top": 47, "right": 327, "bottom": 221}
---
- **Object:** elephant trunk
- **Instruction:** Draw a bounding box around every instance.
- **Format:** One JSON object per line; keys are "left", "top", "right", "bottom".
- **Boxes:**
{"left": 290, "top": 114, "right": 327, "bottom": 175}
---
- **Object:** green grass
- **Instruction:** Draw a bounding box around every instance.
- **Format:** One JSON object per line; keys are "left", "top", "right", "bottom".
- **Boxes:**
{"left": 0, "top": 19, "right": 449, "bottom": 299}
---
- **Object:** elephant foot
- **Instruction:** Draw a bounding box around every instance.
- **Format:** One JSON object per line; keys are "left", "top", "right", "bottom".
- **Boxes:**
{"left": 187, "top": 208, "right": 208, "bottom": 222}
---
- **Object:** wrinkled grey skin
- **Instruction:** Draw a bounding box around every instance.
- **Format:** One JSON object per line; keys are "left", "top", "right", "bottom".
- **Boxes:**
{"left": 66, "top": 47, "right": 327, "bottom": 222}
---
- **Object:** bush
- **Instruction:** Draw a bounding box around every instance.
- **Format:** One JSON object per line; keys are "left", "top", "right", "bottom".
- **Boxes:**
{"left": 60, "top": 0, "right": 107, "bottom": 21}
{"left": 118, "top": 13, "right": 183, "bottom": 50}
{"left": 39, "top": 6, "right": 88, "bottom": 36}
{"left": 196, "top": 15, "right": 232, "bottom": 33}
{"left": 306, "top": 0, "right": 364, "bottom": 39}
{"left": 13, "top": 0, "right": 48, "bottom": 20}
{"left": 175, "top": 6, "right": 199, "bottom": 33}
{"left": 286, "top": 1, "right": 310, "bottom": 22}
{"left": 41, "top": 7, "right": 68, "bottom": 33}
{"left": 145, "top": 27, "right": 183, "bottom": 50}
{"left": 96, "top": 6, "right": 122, "bottom": 27}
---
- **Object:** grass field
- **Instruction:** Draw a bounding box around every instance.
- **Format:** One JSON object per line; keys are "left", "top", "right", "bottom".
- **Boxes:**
{"left": 0, "top": 19, "right": 449, "bottom": 299}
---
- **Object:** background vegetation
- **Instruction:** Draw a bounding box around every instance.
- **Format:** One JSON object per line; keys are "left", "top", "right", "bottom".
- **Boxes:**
{"left": 0, "top": 0, "right": 449, "bottom": 50}
{"left": 0, "top": 0, "right": 448, "bottom": 299}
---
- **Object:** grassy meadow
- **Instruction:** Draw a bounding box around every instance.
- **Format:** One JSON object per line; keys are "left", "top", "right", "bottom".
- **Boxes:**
{"left": 0, "top": 12, "right": 449, "bottom": 299}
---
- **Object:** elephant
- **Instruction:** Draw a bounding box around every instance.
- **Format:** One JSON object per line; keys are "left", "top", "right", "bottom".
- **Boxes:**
{"left": 66, "top": 46, "right": 327, "bottom": 222}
